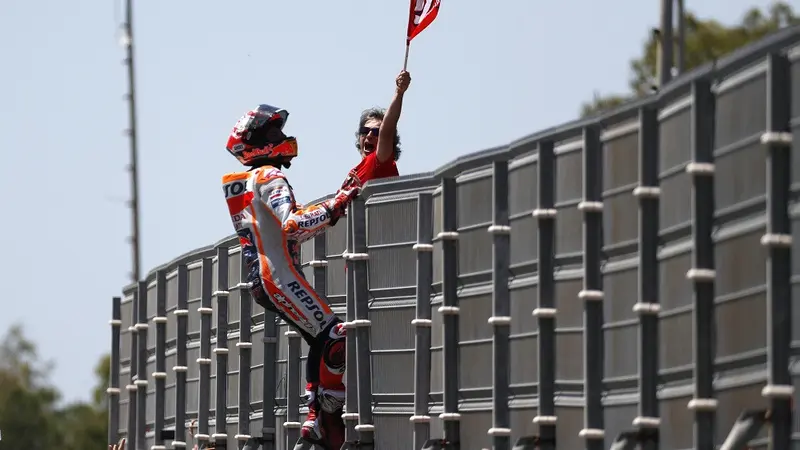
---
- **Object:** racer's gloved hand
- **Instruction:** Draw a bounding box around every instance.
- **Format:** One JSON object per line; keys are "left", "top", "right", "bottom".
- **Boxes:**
{"left": 341, "top": 171, "right": 363, "bottom": 194}
{"left": 304, "top": 382, "right": 319, "bottom": 409}
{"left": 326, "top": 175, "right": 361, "bottom": 226}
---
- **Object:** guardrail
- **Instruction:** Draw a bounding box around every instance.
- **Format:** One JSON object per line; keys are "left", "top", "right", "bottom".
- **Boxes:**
{"left": 108, "top": 25, "right": 800, "bottom": 450}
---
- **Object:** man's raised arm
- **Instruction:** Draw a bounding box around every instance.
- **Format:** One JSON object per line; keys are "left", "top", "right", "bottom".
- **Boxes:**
{"left": 376, "top": 71, "right": 411, "bottom": 163}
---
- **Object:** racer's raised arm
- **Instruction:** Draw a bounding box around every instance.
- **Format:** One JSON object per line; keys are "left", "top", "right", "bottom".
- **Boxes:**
{"left": 258, "top": 174, "right": 360, "bottom": 243}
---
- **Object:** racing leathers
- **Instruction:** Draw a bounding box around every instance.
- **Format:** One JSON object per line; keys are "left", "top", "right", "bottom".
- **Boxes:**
{"left": 221, "top": 164, "right": 358, "bottom": 441}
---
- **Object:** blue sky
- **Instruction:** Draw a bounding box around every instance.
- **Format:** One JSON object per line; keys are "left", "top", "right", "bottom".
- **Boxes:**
{"left": 0, "top": 0, "right": 782, "bottom": 404}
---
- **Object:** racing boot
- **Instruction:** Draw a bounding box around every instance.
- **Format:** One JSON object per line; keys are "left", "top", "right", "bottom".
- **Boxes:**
{"left": 301, "top": 382, "right": 323, "bottom": 441}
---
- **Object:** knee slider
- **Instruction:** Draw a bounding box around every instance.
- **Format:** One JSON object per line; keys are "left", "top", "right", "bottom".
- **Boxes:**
{"left": 322, "top": 336, "right": 346, "bottom": 376}
{"left": 318, "top": 388, "right": 345, "bottom": 413}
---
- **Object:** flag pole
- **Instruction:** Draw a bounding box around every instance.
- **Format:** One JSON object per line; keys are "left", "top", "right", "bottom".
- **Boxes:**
{"left": 403, "top": 41, "right": 410, "bottom": 71}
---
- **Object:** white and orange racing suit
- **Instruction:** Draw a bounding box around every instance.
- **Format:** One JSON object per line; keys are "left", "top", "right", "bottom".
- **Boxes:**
{"left": 221, "top": 164, "right": 357, "bottom": 423}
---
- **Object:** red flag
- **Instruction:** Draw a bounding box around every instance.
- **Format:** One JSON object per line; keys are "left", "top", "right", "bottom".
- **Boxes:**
{"left": 407, "top": 0, "right": 440, "bottom": 43}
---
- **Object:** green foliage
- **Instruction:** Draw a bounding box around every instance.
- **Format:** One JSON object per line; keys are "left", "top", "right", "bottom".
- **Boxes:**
{"left": 0, "top": 370, "right": 63, "bottom": 450}
{"left": 580, "top": 1, "right": 799, "bottom": 117}
{"left": 580, "top": 92, "right": 631, "bottom": 119}
{"left": 55, "top": 402, "right": 109, "bottom": 450}
{"left": 0, "top": 325, "right": 62, "bottom": 450}
{"left": 93, "top": 354, "right": 112, "bottom": 408}
{"left": 0, "top": 324, "right": 111, "bottom": 450}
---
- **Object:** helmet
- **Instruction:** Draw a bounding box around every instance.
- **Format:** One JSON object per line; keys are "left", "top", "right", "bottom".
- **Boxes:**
{"left": 226, "top": 104, "right": 298, "bottom": 167}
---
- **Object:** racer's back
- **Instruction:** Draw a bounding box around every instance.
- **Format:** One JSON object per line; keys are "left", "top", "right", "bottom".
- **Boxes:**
{"left": 222, "top": 165, "right": 335, "bottom": 339}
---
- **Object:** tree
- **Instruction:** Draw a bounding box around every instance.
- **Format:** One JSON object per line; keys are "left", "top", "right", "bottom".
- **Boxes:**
{"left": 0, "top": 324, "right": 111, "bottom": 450}
{"left": 581, "top": 1, "right": 799, "bottom": 117}
{"left": 92, "top": 353, "right": 111, "bottom": 408}
{"left": 56, "top": 402, "right": 108, "bottom": 450}
{"left": 0, "top": 324, "right": 63, "bottom": 450}
{"left": 57, "top": 354, "right": 111, "bottom": 450}
{"left": 580, "top": 92, "right": 631, "bottom": 119}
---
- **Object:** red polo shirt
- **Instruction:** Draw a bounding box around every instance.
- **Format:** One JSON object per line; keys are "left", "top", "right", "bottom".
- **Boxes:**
{"left": 352, "top": 151, "right": 399, "bottom": 183}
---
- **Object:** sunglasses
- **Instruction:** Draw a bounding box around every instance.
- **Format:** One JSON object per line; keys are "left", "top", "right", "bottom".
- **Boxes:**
{"left": 359, "top": 126, "right": 380, "bottom": 137}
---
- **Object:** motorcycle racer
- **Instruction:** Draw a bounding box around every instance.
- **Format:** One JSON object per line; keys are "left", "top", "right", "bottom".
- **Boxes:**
{"left": 221, "top": 104, "right": 355, "bottom": 443}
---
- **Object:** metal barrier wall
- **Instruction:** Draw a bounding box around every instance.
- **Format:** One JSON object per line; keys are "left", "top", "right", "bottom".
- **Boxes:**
{"left": 108, "top": 27, "right": 800, "bottom": 450}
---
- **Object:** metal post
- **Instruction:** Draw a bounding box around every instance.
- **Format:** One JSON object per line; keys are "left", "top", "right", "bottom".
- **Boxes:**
{"left": 285, "top": 328, "right": 302, "bottom": 447}
{"left": 153, "top": 270, "right": 168, "bottom": 450}
{"left": 121, "top": 0, "right": 142, "bottom": 285}
{"left": 120, "top": 0, "right": 143, "bottom": 439}
{"left": 352, "top": 196, "right": 376, "bottom": 447}
{"left": 579, "top": 126, "right": 605, "bottom": 450}
{"left": 687, "top": 78, "right": 717, "bottom": 450}
{"left": 214, "top": 247, "right": 230, "bottom": 447}
{"left": 489, "top": 161, "right": 512, "bottom": 450}
{"left": 136, "top": 281, "right": 148, "bottom": 450}
{"left": 675, "top": 0, "right": 685, "bottom": 74}
{"left": 238, "top": 266, "right": 254, "bottom": 449}
{"left": 633, "top": 105, "right": 662, "bottom": 449}
{"left": 533, "top": 141, "right": 557, "bottom": 450}
{"left": 262, "top": 311, "right": 278, "bottom": 450}
{"left": 658, "top": 0, "right": 674, "bottom": 86}
{"left": 196, "top": 259, "right": 214, "bottom": 445}
{"left": 762, "top": 52, "right": 793, "bottom": 450}
{"left": 126, "top": 291, "right": 138, "bottom": 449}
{"left": 173, "top": 264, "right": 190, "bottom": 449}
{"left": 439, "top": 176, "right": 461, "bottom": 448}
{"left": 412, "top": 193, "right": 435, "bottom": 449}
{"left": 109, "top": 297, "right": 122, "bottom": 446}
{"left": 342, "top": 212, "right": 360, "bottom": 447}
{"left": 312, "top": 232, "right": 328, "bottom": 298}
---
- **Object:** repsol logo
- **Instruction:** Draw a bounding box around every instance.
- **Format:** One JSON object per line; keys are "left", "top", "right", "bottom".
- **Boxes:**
{"left": 296, "top": 212, "right": 328, "bottom": 229}
{"left": 287, "top": 281, "right": 326, "bottom": 325}
{"left": 273, "top": 292, "right": 315, "bottom": 333}
{"left": 223, "top": 180, "right": 246, "bottom": 198}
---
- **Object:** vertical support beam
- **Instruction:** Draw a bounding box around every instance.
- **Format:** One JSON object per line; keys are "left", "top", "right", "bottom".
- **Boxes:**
{"left": 109, "top": 296, "right": 122, "bottom": 446}
{"left": 633, "top": 105, "right": 662, "bottom": 449}
{"left": 135, "top": 280, "right": 149, "bottom": 450}
{"left": 285, "top": 327, "right": 302, "bottom": 447}
{"left": 153, "top": 270, "right": 168, "bottom": 450}
{"left": 311, "top": 232, "right": 328, "bottom": 297}
{"left": 237, "top": 268, "right": 254, "bottom": 448}
{"left": 533, "top": 140, "right": 557, "bottom": 450}
{"left": 761, "top": 51, "right": 794, "bottom": 450}
{"left": 579, "top": 126, "right": 605, "bottom": 450}
{"left": 658, "top": 0, "right": 674, "bottom": 86}
{"left": 214, "top": 247, "right": 230, "bottom": 446}
{"left": 676, "top": 0, "right": 686, "bottom": 74}
{"left": 343, "top": 212, "right": 360, "bottom": 447}
{"left": 197, "top": 259, "right": 214, "bottom": 444}
{"left": 439, "top": 176, "right": 462, "bottom": 447}
{"left": 173, "top": 265, "right": 190, "bottom": 448}
{"left": 126, "top": 290, "right": 138, "bottom": 449}
{"left": 262, "top": 311, "right": 278, "bottom": 449}
{"left": 489, "top": 161, "right": 512, "bottom": 450}
{"left": 686, "top": 78, "right": 717, "bottom": 450}
{"left": 411, "top": 192, "right": 435, "bottom": 449}
{"left": 352, "top": 196, "right": 376, "bottom": 447}
{"left": 177, "top": 268, "right": 191, "bottom": 448}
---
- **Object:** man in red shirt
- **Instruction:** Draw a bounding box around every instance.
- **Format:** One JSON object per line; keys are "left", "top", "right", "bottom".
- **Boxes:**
{"left": 349, "top": 70, "right": 411, "bottom": 184}
{"left": 305, "top": 70, "right": 410, "bottom": 448}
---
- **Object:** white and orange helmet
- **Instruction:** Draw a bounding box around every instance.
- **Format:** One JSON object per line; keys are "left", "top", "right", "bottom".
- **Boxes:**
{"left": 226, "top": 104, "right": 298, "bottom": 167}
